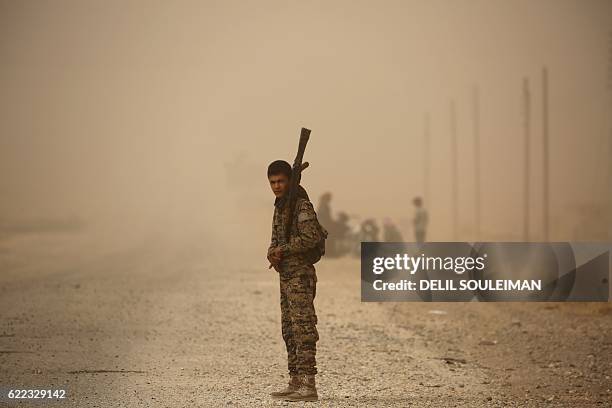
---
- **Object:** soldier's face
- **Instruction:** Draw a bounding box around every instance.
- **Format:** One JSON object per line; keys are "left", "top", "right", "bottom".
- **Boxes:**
{"left": 268, "top": 173, "right": 290, "bottom": 198}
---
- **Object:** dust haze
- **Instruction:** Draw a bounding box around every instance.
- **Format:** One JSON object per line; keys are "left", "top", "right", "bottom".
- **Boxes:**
{"left": 1, "top": 0, "right": 611, "bottom": 269}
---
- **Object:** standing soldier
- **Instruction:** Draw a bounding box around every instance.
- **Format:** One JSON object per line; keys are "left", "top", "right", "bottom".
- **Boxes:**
{"left": 413, "top": 196, "right": 429, "bottom": 245}
{"left": 267, "top": 159, "right": 325, "bottom": 402}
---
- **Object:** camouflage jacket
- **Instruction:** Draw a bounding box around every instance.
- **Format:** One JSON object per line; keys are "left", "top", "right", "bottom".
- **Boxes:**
{"left": 269, "top": 195, "right": 324, "bottom": 275}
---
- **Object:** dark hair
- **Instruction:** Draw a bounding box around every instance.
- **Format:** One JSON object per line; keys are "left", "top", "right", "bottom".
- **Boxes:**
{"left": 267, "top": 160, "right": 292, "bottom": 179}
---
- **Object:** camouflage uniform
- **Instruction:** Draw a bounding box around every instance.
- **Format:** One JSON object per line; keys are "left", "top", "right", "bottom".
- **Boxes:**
{"left": 269, "top": 195, "right": 323, "bottom": 376}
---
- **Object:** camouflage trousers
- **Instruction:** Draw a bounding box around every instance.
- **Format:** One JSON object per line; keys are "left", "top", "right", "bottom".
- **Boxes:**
{"left": 279, "top": 268, "right": 319, "bottom": 376}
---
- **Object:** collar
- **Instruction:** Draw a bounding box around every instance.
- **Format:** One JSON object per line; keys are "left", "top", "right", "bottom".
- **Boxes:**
{"left": 274, "top": 195, "right": 287, "bottom": 209}
{"left": 273, "top": 185, "right": 309, "bottom": 208}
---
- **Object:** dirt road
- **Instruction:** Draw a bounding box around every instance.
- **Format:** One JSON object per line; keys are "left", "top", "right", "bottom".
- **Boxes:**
{"left": 1, "top": 238, "right": 611, "bottom": 407}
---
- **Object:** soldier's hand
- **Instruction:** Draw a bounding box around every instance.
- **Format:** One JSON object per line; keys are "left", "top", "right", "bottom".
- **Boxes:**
{"left": 272, "top": 247, "right": 284, "bottom": 263}
{"left": 267, "top": 247, "right": 282, "bottom": 266}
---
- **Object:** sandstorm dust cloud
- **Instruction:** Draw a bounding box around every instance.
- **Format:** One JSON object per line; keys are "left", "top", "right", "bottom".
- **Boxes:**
{"left": 0, "top": 1, "right": 610, "bottom": 267}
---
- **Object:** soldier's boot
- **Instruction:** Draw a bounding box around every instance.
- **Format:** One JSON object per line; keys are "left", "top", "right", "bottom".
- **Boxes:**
{"left": 284, "top": 374, "right": 318, "bottom": 402}
{"left": 270, "top": 374, "right": 301, "bottom": 399}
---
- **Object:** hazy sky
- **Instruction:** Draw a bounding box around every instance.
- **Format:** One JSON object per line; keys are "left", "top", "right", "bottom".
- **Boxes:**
{"left": 1, "top": 0, "right": 611, "bottom": 256}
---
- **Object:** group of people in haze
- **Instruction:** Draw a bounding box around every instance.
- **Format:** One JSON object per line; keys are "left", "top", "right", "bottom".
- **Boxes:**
{"left": 316, "top": 192, "right": 429, "bottom": 257}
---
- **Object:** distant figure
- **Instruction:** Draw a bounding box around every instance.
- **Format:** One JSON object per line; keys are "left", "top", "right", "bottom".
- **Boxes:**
{"left": 360, "top": 218, "right": 380, "bottom": 242}
{"left": 334, "top": 212, "right": 352, "bottom": 257}
{"left": 413, "top": 197, "right": 428, "bottom": 244}
{"left": 317, "top": 192, "right": 333, "bottom": 233}
{"left": 382, "top": 218, "right": 404, "bottom": 242}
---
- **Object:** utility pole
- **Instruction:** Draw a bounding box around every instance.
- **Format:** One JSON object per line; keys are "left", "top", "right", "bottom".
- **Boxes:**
{"left": 542, "top": 67, "right": 550, "bottom": 241}
{"left": 523, "top": 78, "right": 531, "bottom": 241}
{"left": 472, "top": 86, "right": 481, "bottom": 241}
{"left": 424, "top": 112, "right": 431, "bottom": 207}
{"left": 608, "top": 31, "right": 612, "bottom": 241}
{"left": 450, "top": 99, "right": 458, "bottom": 241}
{"left": 605, "top": 29, "right": 612, "bottom": 300}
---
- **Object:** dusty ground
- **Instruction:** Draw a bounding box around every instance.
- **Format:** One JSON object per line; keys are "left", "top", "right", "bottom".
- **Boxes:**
{"left": 1, "top": 235, "right": 611, "bottom": 407}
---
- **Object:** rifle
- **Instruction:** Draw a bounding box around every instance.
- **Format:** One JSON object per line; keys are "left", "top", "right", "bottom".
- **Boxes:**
{"left": 285, "top": 127, "right": 311, "bottom": 241}
{"left": 268, "top": 127, "right": 311, "bottom": 269}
